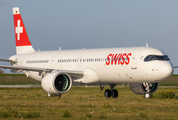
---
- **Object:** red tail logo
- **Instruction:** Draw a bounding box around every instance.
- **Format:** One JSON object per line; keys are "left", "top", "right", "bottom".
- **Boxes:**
{"left": 13, "top": 8, "right": 32, "bottom": 46}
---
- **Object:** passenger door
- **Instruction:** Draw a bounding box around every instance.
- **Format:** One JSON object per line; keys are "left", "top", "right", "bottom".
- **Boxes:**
{"left": 131, "top": 50, "right": 141, "bottom": 69}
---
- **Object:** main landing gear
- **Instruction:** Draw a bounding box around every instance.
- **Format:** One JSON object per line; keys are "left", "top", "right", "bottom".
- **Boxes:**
{"left": 47, "top": 93, "right": 61, "bottom": 98}
{"left": 102, "top": 84, "right": 118, "bottom": 98}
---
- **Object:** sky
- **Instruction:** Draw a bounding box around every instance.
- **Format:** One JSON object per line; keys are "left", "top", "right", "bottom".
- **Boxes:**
{"left": 0, "top": 0, "right": 178, "bottom": 73}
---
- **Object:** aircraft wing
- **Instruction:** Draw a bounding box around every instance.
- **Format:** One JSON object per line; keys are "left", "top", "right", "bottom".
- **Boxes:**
{"left": 0, "top": 65, "right": 83, "bottom": 79}
{"left": 0, "top": 65, "right": 51, "bottom": 72}
{"left": 0, "top": 59, "right": 17, "bottom": 64}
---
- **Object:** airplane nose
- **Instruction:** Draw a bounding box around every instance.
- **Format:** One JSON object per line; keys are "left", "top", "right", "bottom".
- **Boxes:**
{"left": 161, "top": 62, "right": 174, "bottom": 80}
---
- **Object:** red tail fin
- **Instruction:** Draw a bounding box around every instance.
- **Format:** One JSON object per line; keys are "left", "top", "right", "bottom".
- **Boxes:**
{"left": 13, "top": 7, "right": 35, "bottom": 54}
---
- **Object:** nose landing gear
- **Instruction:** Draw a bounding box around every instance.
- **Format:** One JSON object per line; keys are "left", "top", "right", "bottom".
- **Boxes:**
{"left": 143, "top": 82, "right": 152, "bottom": 99}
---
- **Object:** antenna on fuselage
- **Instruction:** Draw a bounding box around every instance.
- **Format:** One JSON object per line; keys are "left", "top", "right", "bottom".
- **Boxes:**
{"left": 59, "top": 47, "right": 61, "bottom": 51}
{"left": 146, "top": 43, "right": 148, "bottom": 47}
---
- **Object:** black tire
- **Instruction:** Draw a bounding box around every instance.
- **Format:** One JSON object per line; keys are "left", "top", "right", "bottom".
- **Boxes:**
{"left": 55, "top": 94, "right": 61, "bottom": 98}
{"left": 112, "top": 89, "right": 118, "bottom": 98}
{"left": 104, "top": 89, "right": 111, "bottom": 98}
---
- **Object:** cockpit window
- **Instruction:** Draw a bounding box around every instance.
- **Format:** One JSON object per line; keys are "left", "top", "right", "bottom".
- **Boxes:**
{"left": 144, "top": 55, "right": 170, "bottom": 62}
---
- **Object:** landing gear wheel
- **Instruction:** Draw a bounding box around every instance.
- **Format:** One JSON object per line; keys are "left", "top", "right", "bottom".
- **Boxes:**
{"left": 104, "top": 89, "right": 111, "bottom": 98}
{"left": 111, "top": 89, "right": 118, "bottom": 98}
{"left": 55, "top": 94, "right": 61, "bottom": 98}
{"left": 47, "top": 93, "right": 51, "bottom": 97}
{"left": 145, "top": 93, "right": 151, "bottom": 99}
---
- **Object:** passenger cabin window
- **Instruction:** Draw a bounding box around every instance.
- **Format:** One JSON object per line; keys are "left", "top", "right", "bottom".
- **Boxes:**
{"left": 144, "top": 55, "right": 170, "bottom": 62}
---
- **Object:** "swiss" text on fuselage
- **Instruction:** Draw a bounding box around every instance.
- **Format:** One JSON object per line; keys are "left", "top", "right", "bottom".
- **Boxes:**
{"left": 106, "top": 53, "right": 132, "bottom": 65}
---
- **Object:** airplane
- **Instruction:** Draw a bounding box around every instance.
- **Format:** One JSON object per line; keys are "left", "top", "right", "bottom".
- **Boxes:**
{"left": 0, "top": 7, "right": 174, "bottom": 99}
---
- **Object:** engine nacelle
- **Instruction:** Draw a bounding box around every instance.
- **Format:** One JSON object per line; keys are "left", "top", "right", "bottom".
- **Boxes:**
{"left": 129, "top": 83, "right": 159, "bottom": 95}
{"left": 41, "top": 72, "right": 72, "bottom": 94}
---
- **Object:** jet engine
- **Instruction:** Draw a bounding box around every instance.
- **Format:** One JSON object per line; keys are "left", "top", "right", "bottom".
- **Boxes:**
{"left": 41, "top": 72, "right": 72, "bottom": 94}
{"left": 129, "top": 83, "right": 159, "bottom": 95}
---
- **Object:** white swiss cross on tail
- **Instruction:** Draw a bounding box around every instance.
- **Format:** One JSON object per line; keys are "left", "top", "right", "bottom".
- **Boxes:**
{"left": 16, "top": 20, "right": 23, "bottom": 40}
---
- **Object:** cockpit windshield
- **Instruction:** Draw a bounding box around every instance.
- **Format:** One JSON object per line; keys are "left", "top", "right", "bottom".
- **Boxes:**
{"left": 144, "top": 55, "right": 170, "bottom": 62}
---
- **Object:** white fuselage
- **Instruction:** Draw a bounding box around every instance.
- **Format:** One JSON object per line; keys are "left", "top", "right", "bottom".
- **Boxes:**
{"left": 9, "top": 47, "right": 174, "bottom": 84}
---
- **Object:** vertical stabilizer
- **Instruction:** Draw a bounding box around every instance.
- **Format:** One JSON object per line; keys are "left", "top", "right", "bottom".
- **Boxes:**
{"left": 13, "top": 7, "right": 35, "bottom": 54}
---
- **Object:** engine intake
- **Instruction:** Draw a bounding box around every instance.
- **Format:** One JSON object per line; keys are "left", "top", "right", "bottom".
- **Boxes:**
{"left": 54, "top": 74, "right": 70, "bottom": 92}
{"left": 129, "top": 83, "right": 159, "bottom": 95}
{"left": 41, "top": 72, "right": 72, "bottom": 94}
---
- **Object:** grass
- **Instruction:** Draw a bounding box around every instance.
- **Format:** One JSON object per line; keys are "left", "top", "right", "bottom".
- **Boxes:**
{"left": 62, "top": 110, "right": 72, "bottom": 118}
{"left": 0, "top": 74, "right": 40, "bottom": 85}
{"left": 0, "top": 87, "right": 178, "bottom": 119}
{"left": 153, "top": 89, "right": 177, "bottom": 99}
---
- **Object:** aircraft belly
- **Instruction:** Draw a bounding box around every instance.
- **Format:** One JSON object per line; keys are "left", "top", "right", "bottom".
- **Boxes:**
{"left": 94, "top": 66, "right": 127, "bottom": 83}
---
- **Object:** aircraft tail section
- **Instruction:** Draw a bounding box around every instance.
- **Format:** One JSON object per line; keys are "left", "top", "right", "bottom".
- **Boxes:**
{"left": 13, "top": 7, "right": 35, "bottom": 54}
